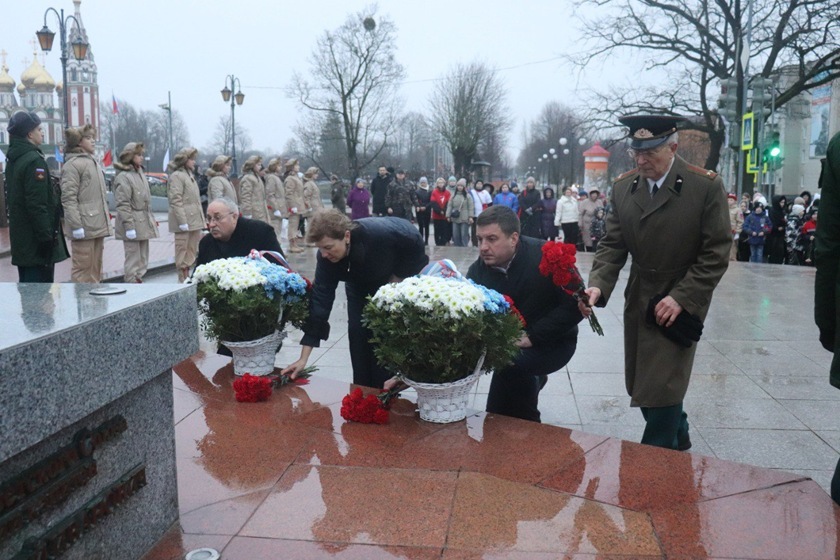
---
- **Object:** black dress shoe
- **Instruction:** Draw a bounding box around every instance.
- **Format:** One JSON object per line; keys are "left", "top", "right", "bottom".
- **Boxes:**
{"left": 678, "top": 433, "right": 692, "bottom": 451}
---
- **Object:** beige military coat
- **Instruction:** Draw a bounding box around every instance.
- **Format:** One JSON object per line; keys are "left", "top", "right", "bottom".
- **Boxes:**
{"left": 206, "top": 169, "right": 237, "bottom": 203}
{"left": 167, "top": 168, "right": 205, "bottom": 233}
{"left": 284, "top": 174, "right": 306, "bottom": 215}
{"left": 60, "top": 151, "right": 113, "bottom": 239}
{"left": 265, "top": 173, "right": 286, "bottom": 218}
{"left": 113, "top": 163, "right": 159, "bottom": 241}
{"left": 587, "top": 156, "right": 730, "bottom": 407}
{"left": 239, "top": 172, "right": 270, "bottom": 223}
{"left": 303, "top": 179, "right": 324, "bottom": 217}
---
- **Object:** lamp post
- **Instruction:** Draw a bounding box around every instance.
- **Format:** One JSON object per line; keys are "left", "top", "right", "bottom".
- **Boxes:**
{"left": 220, "top": 75, "right": 245, "bottom": 175}
{"left": 36, "top": 7, "right": 89, "bottom": 131}
{"left": 559, "top": 136, "right": 587, "bottom": 186}
{"left": 158, "top": 90, "right": 174, "bottom": 158}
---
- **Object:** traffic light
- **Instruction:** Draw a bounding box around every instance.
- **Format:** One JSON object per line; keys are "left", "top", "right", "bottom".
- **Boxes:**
{"left": 769, "top": 132, "right": 781, "bottom": 158}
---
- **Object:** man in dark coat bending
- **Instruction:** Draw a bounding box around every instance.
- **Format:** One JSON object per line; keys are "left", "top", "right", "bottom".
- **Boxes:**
{"left": 467, "top": 205, "right": 583, "bottom": 422}
{"left": 196, "top": 197, "right": 284, "bottom": 267}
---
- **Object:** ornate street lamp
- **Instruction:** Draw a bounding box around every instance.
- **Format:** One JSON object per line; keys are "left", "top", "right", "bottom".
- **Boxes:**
{"left": 37, "top": 7, "right": 89, "bottom": 130}
{"left": 559, "top": 136, "right": 588, "bottom": 185}
{"left": 221, "top": 75, "right": 245, "bottom": 174}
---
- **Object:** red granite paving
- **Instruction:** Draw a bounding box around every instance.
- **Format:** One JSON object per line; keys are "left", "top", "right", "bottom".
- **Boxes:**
{"left": 141, "top": 356, "right": 840, "bottom": 560}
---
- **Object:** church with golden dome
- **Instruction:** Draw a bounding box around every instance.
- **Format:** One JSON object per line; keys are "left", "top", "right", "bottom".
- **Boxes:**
{"left": 0, "top": 0, "right": 101, "bottom": 169}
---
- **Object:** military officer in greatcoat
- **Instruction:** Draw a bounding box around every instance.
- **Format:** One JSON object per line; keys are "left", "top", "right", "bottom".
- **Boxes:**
{"left": 581, "top": 115, "right": 730, "bottom": 450}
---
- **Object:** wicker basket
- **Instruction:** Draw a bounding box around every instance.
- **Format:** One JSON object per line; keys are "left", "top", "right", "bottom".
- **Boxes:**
{"left": 401, "top": 351, "right": 486, "bottom": 423}
{"left": 223, "top": 331, "right": 286, "bottom": 376}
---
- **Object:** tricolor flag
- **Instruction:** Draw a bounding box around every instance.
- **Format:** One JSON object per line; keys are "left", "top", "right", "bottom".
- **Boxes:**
{"left": 112, "top": 93, "right": 119, "bottom": 115}
{"left": 162, "top": 148, "right": 170, "bottom": 171}
{"left": 55, "top": 145, "right": 64, "bottom": 163}
{"left": 102, "top": 149, "right": 113, "bottom": 167}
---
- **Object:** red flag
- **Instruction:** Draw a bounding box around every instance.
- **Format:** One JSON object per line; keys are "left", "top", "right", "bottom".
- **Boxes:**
{"left": 112, "top": 94, "right": 119, "bottom": 114}
{"left": 102, "top": 150, "right": 113, "bottom": 167}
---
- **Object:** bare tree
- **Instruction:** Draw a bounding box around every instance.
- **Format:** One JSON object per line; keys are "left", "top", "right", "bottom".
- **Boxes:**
{"left": 429, "top": 61, "right": 511, "bottom": 178}
{"left": 100, "top": 99, "right": 190, "bottom": 172}
{"left": 293, "top": 102, "right": 349, "bottom": 177}
{"left": 517, "top": 102, "right": 589, "bottom": 185}
{"left": 205, "top": 115, "right": 252, "bottom": 159}
{"left": 571, "top": 0, "right": 840, "bottom": 170}
{"left": 288, "top": 6, "right": 405, "bottom": 180}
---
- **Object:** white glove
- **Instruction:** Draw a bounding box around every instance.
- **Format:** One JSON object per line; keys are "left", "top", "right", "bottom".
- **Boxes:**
{"left": 291, "top": 207, "right": 298, "bottom": 214}
{"left": 72, "top": 228, "right": 85, "bottom": 239}
{"left": 274, "top": 210, "right": 282, "bottom": 218}
{"left": 126, "top": 229, "right": 137, "bottom": 240}
{"left": 179, "top": 223, "right": 189, "bottom": 232}
{"left": 244, "top": 215, "right": 252, "bottom": 219}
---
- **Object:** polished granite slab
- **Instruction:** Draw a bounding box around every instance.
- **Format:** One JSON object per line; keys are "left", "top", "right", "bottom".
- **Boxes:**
{"left": 143, "top": 352, "right": 840, "bottom": 560}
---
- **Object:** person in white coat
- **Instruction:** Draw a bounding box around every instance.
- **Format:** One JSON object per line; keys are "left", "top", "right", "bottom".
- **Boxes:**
{"left": 554, "top": 186, "right": 580, "bottom": 247}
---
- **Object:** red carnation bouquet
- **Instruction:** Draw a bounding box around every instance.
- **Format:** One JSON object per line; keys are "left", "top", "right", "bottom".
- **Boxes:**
{"left": 232, "top": 368, "right": 315, "bottom": 403}
{"left": 538, "top": 241, "right": 604, "bottom": 336}
{"left": 341, "top": 387, "right": 390, "bottom": 424}
{"left": 503, "top": 295, "right": 526, "bottom": 327}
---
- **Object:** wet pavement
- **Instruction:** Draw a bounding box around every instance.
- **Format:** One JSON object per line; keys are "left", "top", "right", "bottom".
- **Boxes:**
{"left": 142, "top": 245, "right": 840, "bottom": 559}
{"left": 3, "top": 222, "right": 839, "bottom": 558}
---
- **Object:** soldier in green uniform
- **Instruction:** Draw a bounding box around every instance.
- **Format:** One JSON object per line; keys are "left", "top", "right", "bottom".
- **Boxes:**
{"left": 814, "top": 130, "right": 840, "bottom": 504}
{"left": 581, "top": 115, "right": 730, "bottom": 450}
{"left": 5, "top": 111, "right": 68, "bottom": 282}
{"left": 385, "top": 169, "right": 417, "bottom": 221}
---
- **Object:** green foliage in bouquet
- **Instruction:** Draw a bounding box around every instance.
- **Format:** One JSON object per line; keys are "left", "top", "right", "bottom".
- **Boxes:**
{"left": 192, "top": 257, "right": 310, "bottom": 343}
{"left": 362, "top": 276, "right": 523, "bottom": 383}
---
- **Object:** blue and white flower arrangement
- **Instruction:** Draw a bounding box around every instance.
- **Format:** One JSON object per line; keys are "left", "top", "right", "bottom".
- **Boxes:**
{"left": 190, "top": 254, "right": 311, "bottom": 343}
{"left": 362, "top": 275, "right": 523, "bottom": 383}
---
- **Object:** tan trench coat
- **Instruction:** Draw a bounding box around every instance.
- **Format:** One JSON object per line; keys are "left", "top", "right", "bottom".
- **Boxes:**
{"left": 60, "top": 151, "right": 113, "bottom": 239}
{"left": 206, "top": 170, "right": 237, "bottom": 203}
{"left": 265, "top": 173, "right": 286, "bottom": 218}
{"left": 588, "top": 156, "right": 730, "bottom": 407}
{"left": 113, "top": 164, "right": 159, "bottom": 240}
{"left": 167, "top": 169, "right": 205, "bottom": 233}
{"left": 239, "top": 172, "right": 270, "bottom": 223}
{"left": 578, "top": 197, "right": 604, "bottom": 247}
{"left": 284, "top": 174, "right": 305, "bottom": 215}
{"left": 303, "top": 179, "right": 324, "bottom": 216}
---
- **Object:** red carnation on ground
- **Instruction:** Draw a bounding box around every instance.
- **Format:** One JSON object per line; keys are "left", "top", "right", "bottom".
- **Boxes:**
{"left": 233, "top": 374, "right": 273, "bottom": 402}
{"left": 341, "top": 387, "right": 390, "bottom": 424}
{"left": 538, "top": 241, "right": 604, "bottom": 336}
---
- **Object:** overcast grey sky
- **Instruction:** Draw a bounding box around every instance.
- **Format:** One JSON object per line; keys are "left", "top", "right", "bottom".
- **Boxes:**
{"left": 5, "top": 0, "right": 636, "bottom": 158}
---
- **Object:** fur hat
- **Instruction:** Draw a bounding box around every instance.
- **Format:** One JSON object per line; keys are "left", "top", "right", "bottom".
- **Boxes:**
{"left": 64, "top": 124, "right": 95, "bottom": 152}
{"left": 304, "top": 166, "right": 319, "bottom": 179}
{"left": 284, "top": 158, "right": 299, "bottom": 172}
{"left": 267, "top": 158, "right": 282, "bottom": 172}
{"left": 169, "top": 147, "right": 198, "bottom": 171}
{"left": 791, "top": 204, "right": 806, "bottom": 217}
{"left": 210, "top": 155, "right": 232, "bottom": 172}
{"left": 118, "top": 142, "right": 145, "bottom": 166}
{"left": 7, "top": 110, "right": 41, "bottom": 137}
{"left": 241, "top": 155, "right": 262, "bottom": 174}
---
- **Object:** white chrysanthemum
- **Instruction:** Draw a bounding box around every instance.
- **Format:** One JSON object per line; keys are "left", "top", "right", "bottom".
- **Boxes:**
{"left": 371, "top": 276, "right": 485, "bottom": 318}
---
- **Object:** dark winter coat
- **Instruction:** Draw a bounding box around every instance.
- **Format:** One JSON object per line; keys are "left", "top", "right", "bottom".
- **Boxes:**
{"left": 538, "top": 197, "right": 559, "bottom": 238}
{"left": 195, "top": 217, "right": 283, "bottom": 268}
{"left": 743, "top": 211, "right": 772, "bottom": 245}
{"left": 370, "top": 173, "right": 392, "bottom": 215}
{"left": 814, "top": 131, "right": 840, "bottom": 388}
{"left": 467, "top": 235, "right": 581, "bottom": 347}
{"left": 301, "top": 217, "right": 429, "bottom": 347}
{"left": 6, "top": 137, "right": 69, "bottom": 267}
{"left": 518, "top": 188, "right": 542, "bottom": 238}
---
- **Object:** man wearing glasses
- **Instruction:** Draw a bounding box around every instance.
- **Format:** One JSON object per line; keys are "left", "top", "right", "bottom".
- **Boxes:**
{"left": 195, "top": 197, "right": 284, "bottom": 268}
{"left": 580, "top": 115, "right": 730, "bottom": 451}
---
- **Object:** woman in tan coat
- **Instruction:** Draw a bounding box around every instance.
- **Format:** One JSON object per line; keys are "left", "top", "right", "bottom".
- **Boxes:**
{"left": 283, "top": 158, "right": 306, "bottom": 253}
{"left": 61, "top": 124, "right": 113, "bottom": 283}
{"left": 303, "top": 167, "right": 325, "bottom": 215}
{"left": 206, "top": 155, "right": 236, "bottom": 203}
{"left": 113, "top": 142, "right": 159, "bottom": 283}
{"left": 265, "top": 158, "right": 287, "bottom": 241}
{"left": 167, "top": 147, "right": 204, "bottom": 282}
{"left": 238, "top": 155, "right": 270, "bottom": 224}
{"left": 578, "top": 189, "right": 604, "bottom": 252}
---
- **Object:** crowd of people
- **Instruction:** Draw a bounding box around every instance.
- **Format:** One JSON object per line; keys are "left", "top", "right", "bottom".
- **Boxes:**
{"left": 730, "top": 190, "right": 819, "bottom": 265}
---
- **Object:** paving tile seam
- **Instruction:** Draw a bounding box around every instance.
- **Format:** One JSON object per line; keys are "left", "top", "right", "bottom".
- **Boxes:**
{"left": 533, "top": 436, "right": 613, "bottom": 490}
{"left": 440, "top": 468, "right": 468, "bottom": 553}
{"left": 177, "top": 488, "right": 276, "bottom": 533}
{"left": 222, "top": 535, "right": 447, "bottom": 556}
{"left": 173, "top": 404, "right": 205, "bottom": 427}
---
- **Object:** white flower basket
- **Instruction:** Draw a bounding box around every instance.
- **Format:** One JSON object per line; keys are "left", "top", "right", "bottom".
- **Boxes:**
{"left": 401, "top": 351, "right": 486, "bottom": 423}
{"left": 223, "top": 330, "right": 286, "bottom": 376}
